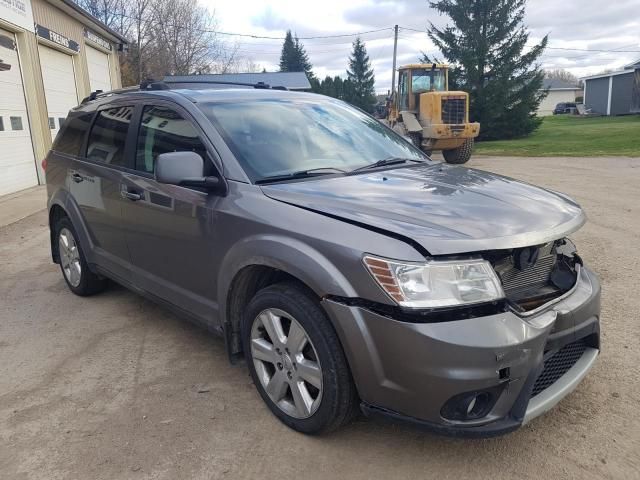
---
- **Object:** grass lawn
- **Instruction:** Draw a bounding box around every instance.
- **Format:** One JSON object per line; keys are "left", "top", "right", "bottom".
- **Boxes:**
{"left": 474, "top": 115, "right": 640, "bottom": 157}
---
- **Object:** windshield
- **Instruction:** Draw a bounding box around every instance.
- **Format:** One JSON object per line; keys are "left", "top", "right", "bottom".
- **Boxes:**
{"left": 411, "top": 68, "right": 446, "bottom": 93}
{"left": 199, "top": 96, "right": 427, "bottom": 182}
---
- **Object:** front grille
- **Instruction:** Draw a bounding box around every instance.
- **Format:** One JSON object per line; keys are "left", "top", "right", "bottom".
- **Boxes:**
{"left": 531, "top": 340, "right": 588, "bottom": 397}
{"left": 494, "top": 242, "right": 557, "bottom": 296}
{"left": 441, "top": 97, "right": 466, "bottom": 124}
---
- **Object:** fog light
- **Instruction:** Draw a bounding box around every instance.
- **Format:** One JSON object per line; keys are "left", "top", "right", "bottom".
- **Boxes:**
{"left": 466, "top": 396, "right": 477, "bottom": 415}
{"left": 441, "top": 387, "right": 503, "bottom": 421}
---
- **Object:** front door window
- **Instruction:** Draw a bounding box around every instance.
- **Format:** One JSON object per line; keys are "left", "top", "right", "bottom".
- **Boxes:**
{"left": 135, "top": 105, "right": 207, "bottom": 174}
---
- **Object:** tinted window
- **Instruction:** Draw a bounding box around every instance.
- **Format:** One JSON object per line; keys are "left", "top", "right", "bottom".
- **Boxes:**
{"left": 199, "top": 97, "right": 426, "bottom": 182}
{"left": 135, "top": 105, "right": 207, "bottom": 174}
{"left": 10, "top": 116, "right": 23, "bottom": 130}
{"left": 86, "top": 106, "right": 133, "bottom": 166}
{"left": 0, "top": 117, "right": 4, "bottom": 131}
{"left": 53, "top": 111, "right": 93, "bottom": 156}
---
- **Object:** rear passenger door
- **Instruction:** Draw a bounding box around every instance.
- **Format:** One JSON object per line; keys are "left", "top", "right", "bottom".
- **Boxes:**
{"left": 70, "top": 105, "right": 134, "bottom": 281}
{"left": 119, "top": 103, "right": 222, "bottom": 320}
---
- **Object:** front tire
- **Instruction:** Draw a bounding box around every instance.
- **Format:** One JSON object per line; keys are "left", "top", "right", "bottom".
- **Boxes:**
{"left": 54, "top": 216, "right": 107, "bottom": 296}
{"left": 242, "top": 282, "right": 358, "bottom": 434}
{"left": 442, "top": 138, "right": 474, "bottom": 164}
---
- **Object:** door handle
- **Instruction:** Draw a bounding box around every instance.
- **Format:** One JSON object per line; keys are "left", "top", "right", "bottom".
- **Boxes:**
{"left": 71, "top": 173, "right": 83, "bottom": 183}
{"left": 121, "top": 190, "right": 142, "bottom": 201}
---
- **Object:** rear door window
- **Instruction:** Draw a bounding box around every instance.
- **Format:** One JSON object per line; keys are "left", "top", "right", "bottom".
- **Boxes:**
{"left": 134, "top": 105, "right": 207, "bottom": 174}
{"left": 86, "top": 106, "right": 133, "bottom": 167}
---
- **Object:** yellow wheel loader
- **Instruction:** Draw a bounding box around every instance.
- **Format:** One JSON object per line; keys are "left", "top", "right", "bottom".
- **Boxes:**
{"left": 387, "top": 64, "right": 480, "bottom": 164}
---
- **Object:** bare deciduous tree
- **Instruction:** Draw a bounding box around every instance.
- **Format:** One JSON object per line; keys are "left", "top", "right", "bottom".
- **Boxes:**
{"left": 544, "top": 68, "right": 580, "bottom": 85}
{"left": 152, "top": 0, "right": 217, "bottom": 75}
{"left": 74, "top": 0, "right": 259, "bottom": 86}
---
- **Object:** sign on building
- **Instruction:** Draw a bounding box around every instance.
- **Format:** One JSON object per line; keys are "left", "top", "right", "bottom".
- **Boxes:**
{"left": 84, "top": 28, "right": 112, "bottom": 51}
{"left": 35, "top": 24, "right": 80, "bottom": 52}
{"left": 0, "top": 0, "right": 35, "bottom": 32}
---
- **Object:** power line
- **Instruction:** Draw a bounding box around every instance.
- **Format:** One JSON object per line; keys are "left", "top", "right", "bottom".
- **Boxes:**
{"left": 542, "top": 45, "right": 640, "bottom": 53}
{"left": 216, "top": 27, "right": 393, "bottom": 40}
{"left": 103, "top": 11, "right": 394, "bottom": 40}
{"left": 397, "top": 26, "right": 640, "bottom": 53}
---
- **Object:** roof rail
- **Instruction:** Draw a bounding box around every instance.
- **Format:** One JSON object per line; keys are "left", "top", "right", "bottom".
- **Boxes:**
{"left": 80, "top": 77, "right": 289, "bottom": 104}
{"left": 161, "top": 79, "right": 278, "bottom": 89}
{"left": 81, "top": 86, "right": 139, "bottom": 104}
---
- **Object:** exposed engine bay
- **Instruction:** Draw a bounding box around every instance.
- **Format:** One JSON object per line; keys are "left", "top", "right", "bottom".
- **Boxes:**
{"left": 486, "top": 238, "right": 580, "bottom": 313}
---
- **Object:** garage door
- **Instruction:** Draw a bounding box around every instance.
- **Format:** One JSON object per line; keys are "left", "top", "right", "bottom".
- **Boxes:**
{"left": 0, "top": 28, "right": 38, "bottom": 196}
{"left": 38, "top": 45, "right": 78, "bottom": 141}
{"left": 86, "top": 45, "right": 112, "bottom": 93}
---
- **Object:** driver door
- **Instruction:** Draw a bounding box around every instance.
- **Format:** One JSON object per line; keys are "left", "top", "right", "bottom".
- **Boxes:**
{"left": 120, "top": 103, "right": 222, "bottom": 320}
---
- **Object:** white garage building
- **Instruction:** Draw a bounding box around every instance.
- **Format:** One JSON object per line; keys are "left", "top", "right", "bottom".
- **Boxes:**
{"left": 0, "top": 0, "right": 126, "bottom": 196}
{"left": 537, "top": 79, "right": 583, "bottom": 116}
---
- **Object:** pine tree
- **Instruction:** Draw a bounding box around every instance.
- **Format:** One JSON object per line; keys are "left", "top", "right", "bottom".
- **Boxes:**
{"left": 279, "top": 30, "right": 315, "bottom": 80}
{"left": 346, "top": 37, "right": 376, "bottom": 112}
{"left": 294, "top": 36, "right": 314, "bottom": 79}
{"left": 279, "top": 31, "right": 297, "bottom": 72}
{"left": 427, "top": 0, "right": 548, "bottom": 140}
{"left": 333, "top": 76, "right": 344, "bottom": 100}
{"left": 320, "top": 76, "right": 335, "bottom": 97}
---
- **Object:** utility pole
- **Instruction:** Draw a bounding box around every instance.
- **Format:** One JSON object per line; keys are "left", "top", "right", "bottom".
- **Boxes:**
{"left": 391, "top": 25, "right": 399, "bottom": 98}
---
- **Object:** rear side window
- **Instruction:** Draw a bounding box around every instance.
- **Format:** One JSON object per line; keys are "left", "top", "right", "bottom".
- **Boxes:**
{"left": 135, "top": 105, "right": 207, "bottom": 174}
{"left": 86, "top": 106, "right": 133, "bottom": 167}
{"left": 53, "top": 111, "right": 94, "bottom": 156}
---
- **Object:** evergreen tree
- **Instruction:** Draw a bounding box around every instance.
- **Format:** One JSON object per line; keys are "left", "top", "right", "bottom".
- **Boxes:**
{"left": 279, "top": 30, "right": 297, "bottom": 72}
{"left": 320, "top": 76, "right": 335, "bottom": 97}
{"left": 294, "top": 36, "right": 314, "bottom": 79}
{"left": 346, "top": 37, "right": 376, "bottom": 112}
{"left": 427, "top": 0, "right": 548, "bottom": 140}
{"left": 333, "top": 76, "right": 345, "bottom": 100}
{"left": 279, "top": 30, "right": 315, "bottom": 81}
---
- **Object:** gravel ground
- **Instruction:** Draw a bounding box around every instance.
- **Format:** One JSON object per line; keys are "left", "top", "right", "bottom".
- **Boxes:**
{"left": 1, "top": 156, "right": 639, "bottom": 480}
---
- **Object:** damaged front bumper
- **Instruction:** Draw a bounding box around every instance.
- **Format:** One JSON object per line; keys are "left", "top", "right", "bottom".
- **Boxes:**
{"left": 322, "top": 265, "right": 600, "bottom": 437}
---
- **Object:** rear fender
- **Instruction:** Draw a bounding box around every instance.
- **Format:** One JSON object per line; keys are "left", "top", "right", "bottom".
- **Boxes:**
{"left": 48, "top": 187, "right": 96, "bottom": 266}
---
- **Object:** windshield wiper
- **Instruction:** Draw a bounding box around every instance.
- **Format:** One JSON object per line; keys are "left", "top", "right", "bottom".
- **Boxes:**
{"left": 255, "top": 167, "right": 347, "bottom": 184}
{"left": 349, "top": 157, "right": 421, "bottom": 173}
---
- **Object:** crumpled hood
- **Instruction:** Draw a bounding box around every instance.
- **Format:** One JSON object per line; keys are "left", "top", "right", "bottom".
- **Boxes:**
{"left": 260, "top": 163, "right": 585, "bottom": 255}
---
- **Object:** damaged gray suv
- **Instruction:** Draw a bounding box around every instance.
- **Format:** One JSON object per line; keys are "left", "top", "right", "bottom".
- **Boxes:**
{"left": 45, "top": 81, "right": 600, "bottom": 437}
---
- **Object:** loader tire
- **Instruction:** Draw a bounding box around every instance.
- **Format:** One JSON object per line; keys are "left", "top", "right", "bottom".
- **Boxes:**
{"left": 409, "top": 132, "right": 422, "bottom": 149}
{"left": 442, "top": 138, "right": 474, "bottom": 164}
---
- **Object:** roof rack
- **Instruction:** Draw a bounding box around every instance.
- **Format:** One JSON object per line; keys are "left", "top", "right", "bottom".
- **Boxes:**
{"left": 81, "top": 78, "right": 288, "bottom": 104}
{"left": 161, "top": 80, "right": 272, "bottom": 89}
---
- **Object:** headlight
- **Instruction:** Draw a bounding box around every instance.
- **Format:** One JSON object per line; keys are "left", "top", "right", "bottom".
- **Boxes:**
{"left": 363, "top": 255, "right": 504, "bottom": 308}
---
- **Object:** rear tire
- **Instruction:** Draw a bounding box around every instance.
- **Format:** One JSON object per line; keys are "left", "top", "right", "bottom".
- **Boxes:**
{"left": 242, "top": 282, "right": 358, "bottom": 434}
{"left": 54, "top": 216, "right": 107, "bottom": 296}
{"left": 442, "top": 138, "right": 474, "bottom": 164}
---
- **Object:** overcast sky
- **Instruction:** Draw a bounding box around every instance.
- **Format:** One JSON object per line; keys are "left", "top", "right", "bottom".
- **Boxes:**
{"left": 205, "top": 0, "right": 640, "bottom": 92}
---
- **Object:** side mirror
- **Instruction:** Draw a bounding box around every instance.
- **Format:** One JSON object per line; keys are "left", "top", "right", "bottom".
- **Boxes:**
{"left": 155, "top": 151, "right": 222, "bottom": 191}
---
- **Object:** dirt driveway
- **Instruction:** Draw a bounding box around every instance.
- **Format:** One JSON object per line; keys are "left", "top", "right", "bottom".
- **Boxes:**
{"left": 1, "top": 156, "right": 639, "bottom": 479}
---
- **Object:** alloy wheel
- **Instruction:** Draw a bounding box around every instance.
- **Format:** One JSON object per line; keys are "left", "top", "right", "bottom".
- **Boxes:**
{"left": 250, "top": 308, "right": 323, "bottom": 419}
{"left": 58, "top": 227, "right": 82, "bottom": 287}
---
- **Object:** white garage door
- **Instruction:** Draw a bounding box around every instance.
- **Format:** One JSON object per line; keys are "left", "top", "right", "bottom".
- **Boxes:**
{"left": 0, "top": 28, "right": 38, "bottom": 196}
{"left": 86, "top": 45, "right": 112, "bottom": 93}
{"left": 38, "top": 45, "right": 78, "bottom": 141}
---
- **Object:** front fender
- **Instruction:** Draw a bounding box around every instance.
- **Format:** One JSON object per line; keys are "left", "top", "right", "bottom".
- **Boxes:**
{"left": 217, "top": 233, "right": 358, "bottom": 315}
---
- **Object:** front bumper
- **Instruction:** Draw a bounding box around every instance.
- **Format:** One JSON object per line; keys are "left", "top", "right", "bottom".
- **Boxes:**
{"left": 322, "top": 265, "right": 600, "bottom": 437}
{"left": 423, "top": 122, "right": 480, "bottom": 139}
